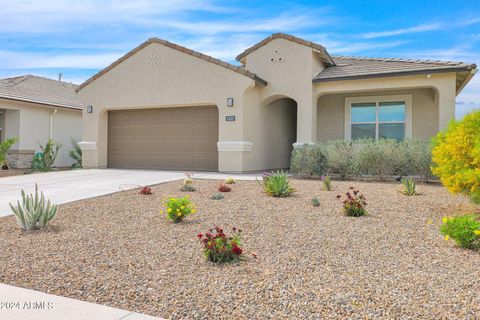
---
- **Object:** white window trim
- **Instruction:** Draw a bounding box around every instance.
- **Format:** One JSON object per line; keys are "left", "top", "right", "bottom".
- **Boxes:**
{"left": 344, "top": 94, "right": 412, "bottom": 140}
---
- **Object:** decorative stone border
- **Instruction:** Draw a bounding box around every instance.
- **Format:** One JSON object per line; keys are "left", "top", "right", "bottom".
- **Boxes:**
{"left": 6, "top": 149, "right": 35, "bottom": 169}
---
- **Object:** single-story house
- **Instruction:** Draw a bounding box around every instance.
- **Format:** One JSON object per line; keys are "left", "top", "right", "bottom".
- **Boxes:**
{"left": 0, "top": 75, "right": 82, "bottom": 168}
{"left": 76, "top": 33, "right": 477, "bottom": 173}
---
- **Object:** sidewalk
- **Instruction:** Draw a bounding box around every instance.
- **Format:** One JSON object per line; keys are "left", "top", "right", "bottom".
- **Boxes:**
{"left": 0, "top": 284, "right": 163, "bottom": 320}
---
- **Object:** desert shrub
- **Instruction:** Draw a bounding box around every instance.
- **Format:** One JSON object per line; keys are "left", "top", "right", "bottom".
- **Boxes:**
{"left": 161, "top": 196, "right": 196, "bottom": 223}
{"left": 290, "top": 144, "right": 327, "bottom": 177}
{"left": 69, "top": 138, "right": 82, "bottom": 168}
{"left": 260, "top": 170, "right": 295, "bottom": 197}
{"left": 399, "top": 139, "right": 432, "bottom": 180}
{"left": 322, "top": 175, "right": 332, "bottom": 191}
{"left": 399, "top": 178, "right": 419, "bottom": 196}
{"left": 139, "top": 186, "right": 152, "bottom": 195}
{"left": 432, "top": 111, "right": 480, "bottom": 203}
{"left": 311, "top": 197, "right": 320, "bottom": 207}
{"left": 355, "top": 139, "right": 405, "bottom": 180}
{"left": 440, "top": 215, "right": 480, "bottom": 249}
{"left": 32, "top": 139, "right": 61, "bottom": 171}
{"left": 0, "top": 137, "right": 18, "bottom": 169}
{"left": 180, "top": 184, "right": 196, "bottom": 192}
{"left": 225, "top": 177, "right": 235, "bottom": 184}
{"left": 9, "top": 184, "right": 58, "bottom": 231}
{"left": 323, "top": 140, "right": 356, "bottom": 179}
{"left": 218, "top": 183, "right": 231, "bottom": 192}
{"left": 197, "top": 227, "right": 243, "bottom": 263}
{"left": 210, "top": 193, "right": 224, "bottom": 200}
{"left": 290, "top": 139, "right": 432, "bottom": 180}
{"left": 337, "top": 187, "right": 367, "bottom": 217}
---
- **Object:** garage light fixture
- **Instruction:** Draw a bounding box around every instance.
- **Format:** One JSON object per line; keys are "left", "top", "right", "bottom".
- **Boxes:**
{"left": 227, "top": 98, "right": 234, "bottom": 107}
{"left": 86, "top": 105, "right": 93, "bottom": 113}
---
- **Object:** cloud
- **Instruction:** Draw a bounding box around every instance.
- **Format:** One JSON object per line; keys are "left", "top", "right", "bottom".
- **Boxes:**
{"left": 361, "top": 23, "right": 443, "bottom": 39}
{"left": 0, "top": 0, "right": 231, "bottom": 33}
{"left": 0, "top": 50, "right": 123, "bottom": 69}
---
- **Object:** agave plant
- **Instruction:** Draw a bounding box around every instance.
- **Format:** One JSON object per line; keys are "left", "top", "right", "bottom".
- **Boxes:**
{"left": 259, "top": 170, "right": 295, "bottom": 197}
{"left": 9, "top": 184, "right": 58, "bottom": 231}
{"left": 399, "top": 178, "right": 419, "bottom": 196}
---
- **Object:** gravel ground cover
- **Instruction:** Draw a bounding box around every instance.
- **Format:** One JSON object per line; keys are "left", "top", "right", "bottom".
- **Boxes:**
{"left": 0, "top": 179, "right": 479, "bottom": 319}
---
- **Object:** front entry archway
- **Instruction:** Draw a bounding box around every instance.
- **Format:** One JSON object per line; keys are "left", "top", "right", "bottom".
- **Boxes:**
{"left": 262, "top": 97, "right": 297, "bottom": 169}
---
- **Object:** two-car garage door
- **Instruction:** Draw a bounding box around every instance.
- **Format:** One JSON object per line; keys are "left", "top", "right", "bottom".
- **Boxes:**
{"left": 108, "top": 106, "right": 218, "bottom": 171}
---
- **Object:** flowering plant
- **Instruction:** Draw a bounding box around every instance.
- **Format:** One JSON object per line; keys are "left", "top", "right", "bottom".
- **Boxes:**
{"left": 337, "top": 187, "right": 367, "bottom": 217}
{"left": 184, "top": 172, "right": 193, "bottom": 185}
{"left": 440, "top": 215, "right": 480, "bottom": 249}
{"left": 197, "top": 227, "right": 243, "bottom": 263}
{"left": 139, "top": 186, "right": 152, "bottom": 195}
{"left": 225, "top": 177, "right": 235, "bottom": 184}
{"left": 218, "top": 183, "right": 232, "bottom": 192}
{"left": 161, "top": 196, "right": 196, "bottom": 223}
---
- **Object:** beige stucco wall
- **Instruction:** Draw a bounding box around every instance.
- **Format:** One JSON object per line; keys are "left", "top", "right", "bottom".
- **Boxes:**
{"left": 244, "top": 38, "right": 324, "bottom": 144}
{"left": 0, "top": 98, "right": 82, "bottom": 167}
{"left": 317, "top": 88, "right": 438, "bottom": 142}
{"left": 77, "top": 42, "right": 257, "bottom": 171}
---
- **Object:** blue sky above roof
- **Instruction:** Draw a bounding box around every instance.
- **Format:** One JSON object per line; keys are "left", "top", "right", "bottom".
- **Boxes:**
{"left": 0, "top": 0, "right": 478, "bottom": 117}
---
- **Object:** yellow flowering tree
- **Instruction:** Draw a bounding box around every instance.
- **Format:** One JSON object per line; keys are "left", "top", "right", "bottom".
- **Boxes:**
{"left": 432, "top": 110, "right": 480, "bottom": 203}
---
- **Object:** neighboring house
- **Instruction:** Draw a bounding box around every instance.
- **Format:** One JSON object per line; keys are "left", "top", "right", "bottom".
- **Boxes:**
{"left": 76, "top": 33, "right": 477, "bottom": 173}
{"left": 0, "top": 75, "right": 82, "bottom": 168}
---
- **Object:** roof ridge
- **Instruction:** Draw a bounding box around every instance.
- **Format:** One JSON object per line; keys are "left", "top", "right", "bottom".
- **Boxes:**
{"left": 332, "top": 55, "right": 465, "bottom": 66}
{"left": 2, "top": 75, "right": 32, "bottom": 87}
{"left": 235, "top": 33, "right": 335, "bottom": 66}
{"left": 77, "top": 37, "right": 267, "bottom": 92}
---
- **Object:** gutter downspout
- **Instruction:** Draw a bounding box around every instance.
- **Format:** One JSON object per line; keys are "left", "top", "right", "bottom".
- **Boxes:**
{"left": 49, "top": 109, "right": 58, "bottom": 139}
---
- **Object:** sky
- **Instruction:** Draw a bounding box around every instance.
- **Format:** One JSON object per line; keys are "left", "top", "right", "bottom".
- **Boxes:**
{"left": 0, "top": 0, "right": 479, "bottom": 117}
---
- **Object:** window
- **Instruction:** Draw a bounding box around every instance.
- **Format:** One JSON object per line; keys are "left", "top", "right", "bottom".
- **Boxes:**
{"left": 345, "top": 95, "right": 411, "bottom": 140}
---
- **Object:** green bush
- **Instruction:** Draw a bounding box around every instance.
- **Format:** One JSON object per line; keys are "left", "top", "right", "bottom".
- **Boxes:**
{"left": 9, "top": 183, "right": 58, "bottom": 231}
{"left": 290, "top": 144, "right": 327, "bottom": 177}
{"left": 323, "top": 140, "right": 356, "bottom": 179}
{"left": 290, "top": 139, "right": 432, "bottom": 180}
{"left": 32, "top": 139, "right": 62, "bottom": 171}
{"left": 69, "top": 138, "right": 82, "bottom": 168}
{"left": 260, "top": 171, "right": 295, "bottom": 197}
{"left": 0, "top": 137, "right": 18, "bottom": 169}
{"left": 311, "top": 197, "right": 320, "bottom": 207}
{"left": 440, "top": 215, "right": 480, "bottom": 250}
{"left": 355, "top": 139, "right": 404, "bottom": 180}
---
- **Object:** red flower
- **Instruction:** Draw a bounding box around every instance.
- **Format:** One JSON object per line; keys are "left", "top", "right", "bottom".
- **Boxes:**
{"left": 197, "top": 233, "right": 203, "bottom": 239}
{"left": 232, "top": 244, "right": 242, "bottom": 255}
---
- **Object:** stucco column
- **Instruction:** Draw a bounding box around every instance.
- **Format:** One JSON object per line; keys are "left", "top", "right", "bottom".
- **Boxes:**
{"left": 295, "top": 96, "right": 317, "bottom": 143}
{"left": 437, "top": 81, "right": 457, "bottom": 131}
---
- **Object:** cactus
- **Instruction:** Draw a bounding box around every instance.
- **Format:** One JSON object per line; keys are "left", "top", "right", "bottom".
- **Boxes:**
{"left": 9, "top": 184, "right": 57, "bottom": 231}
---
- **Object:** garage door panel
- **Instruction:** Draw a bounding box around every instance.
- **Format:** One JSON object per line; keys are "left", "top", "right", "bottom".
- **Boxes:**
{"left": 108, "top": 106, "right": 218, "bottom": 171}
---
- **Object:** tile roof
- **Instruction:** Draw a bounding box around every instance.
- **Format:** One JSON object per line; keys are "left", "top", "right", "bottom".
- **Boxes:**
{"left": 77, "top": 38, "right": 267, "bottom": 92}
{"left": 313, "top": 56, "right": 477, "bottom": 82}
{"left": 0, "top": 75, "right": 82, "bottom": 110}
{"left": 236, "top": 33, "right": 335, "bottom": 66}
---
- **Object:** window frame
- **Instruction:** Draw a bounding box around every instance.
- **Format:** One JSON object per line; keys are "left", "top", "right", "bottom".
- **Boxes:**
{"left": 344, "top": 94, "right": 412, "bottom": 141}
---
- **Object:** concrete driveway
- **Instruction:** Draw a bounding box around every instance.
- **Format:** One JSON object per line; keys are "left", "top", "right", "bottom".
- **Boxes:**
{"left": 0, "top": 169, "right": 258, "bottom": 217}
